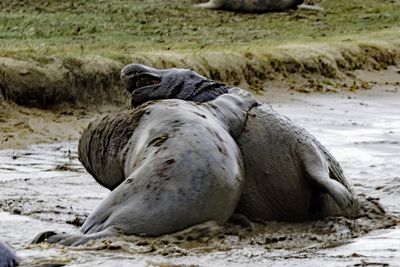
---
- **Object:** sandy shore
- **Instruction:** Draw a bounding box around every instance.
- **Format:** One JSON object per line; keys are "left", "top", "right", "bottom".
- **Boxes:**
{"left": 0, "top": 67, "right": 399, "bottom": 266}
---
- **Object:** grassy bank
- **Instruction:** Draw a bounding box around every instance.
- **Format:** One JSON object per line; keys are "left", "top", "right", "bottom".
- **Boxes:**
{"left": 0, "top": 0, "right": 399, "bottom": 57}
{"left": 0, "top": 0, "right": 399, "bottom": 107}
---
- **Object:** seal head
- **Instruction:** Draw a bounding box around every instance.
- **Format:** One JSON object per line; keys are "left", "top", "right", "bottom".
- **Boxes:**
{"left": 120, "top": 64, "right": 228, "bottom": 107}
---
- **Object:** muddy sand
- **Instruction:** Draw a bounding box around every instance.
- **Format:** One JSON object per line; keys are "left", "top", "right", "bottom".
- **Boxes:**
{"left": 0, "top": 68, "right": 399, "bottom": 266}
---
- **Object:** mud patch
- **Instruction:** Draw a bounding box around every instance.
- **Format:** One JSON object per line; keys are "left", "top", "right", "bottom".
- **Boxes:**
{"left": 0, "top": 140, "right": 399, "bottom": 265}
{"left": 71, "top": 196, "right": 397, "bottom": 257}
{"left": 0, "top": 143, "right": 107, "bottom": 224}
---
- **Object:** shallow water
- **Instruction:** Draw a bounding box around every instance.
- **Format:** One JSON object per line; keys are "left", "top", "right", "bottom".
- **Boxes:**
{"left": 265, "top": 86, "right": 400, "bottom": 266}
{"left": 1, "top": 86, "right": 399, "bottom": 266}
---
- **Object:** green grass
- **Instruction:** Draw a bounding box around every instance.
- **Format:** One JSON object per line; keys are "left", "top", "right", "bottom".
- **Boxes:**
{"left": 0, "top": 0, "right": 399, "bottom": 60}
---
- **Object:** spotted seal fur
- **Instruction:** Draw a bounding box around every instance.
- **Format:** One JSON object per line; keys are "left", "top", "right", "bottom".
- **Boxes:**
{"left": 120, "top": 64, "right": 358, "bottom": 222}
{"left": 33, "top": 87, "right": 256, "bottom": 245}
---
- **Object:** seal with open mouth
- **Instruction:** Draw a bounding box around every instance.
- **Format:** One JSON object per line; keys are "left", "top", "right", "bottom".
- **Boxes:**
{"left": 120, "top": 64, "right": 358, "bottom": 222}
{"left": 122, "top": 64, "right": 229, "bottom": 107}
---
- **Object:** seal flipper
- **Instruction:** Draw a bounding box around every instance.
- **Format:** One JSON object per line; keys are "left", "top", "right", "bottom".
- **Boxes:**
{"left": 70, "top": 227, "right": 119, "bottom": 246}
{"left": 297, "top": 4, "right": 324, "bottom": 12}
{"left": 204, "top": 88, "right": 257, "bottom": 138}
{"left": 197, "top": 0, "right": 222, "bottom": 9}
{"left": 32, "top": 232, "right": 73, "bottom": 245}
{"left": 80, "top": 206, "right": 112, "bottom": 235}
{"left": 297, "top": 141, "right": 356, "bottom": 216}
{"left": 32, "top": 228, "right": 118, "bottom": 246}
{"left": 32, "top": 231, "right": 58, "bottom": 244}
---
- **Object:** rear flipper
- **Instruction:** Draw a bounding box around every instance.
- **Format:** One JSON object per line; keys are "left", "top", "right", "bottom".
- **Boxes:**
{"left": 196, "top": 1, "right": 220, "bottom": 9}
{"left": 32, "top": 227, "right": 118, "bottom": 246}
{"left": 298, "top": 142, "right": 357, "bottom": 217}
{"left": 297, "top": 4, "right": 324, "bottom": 12}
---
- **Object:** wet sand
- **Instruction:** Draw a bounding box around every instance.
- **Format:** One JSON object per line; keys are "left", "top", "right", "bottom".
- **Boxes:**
{"left": 0, "top": 102, "right": 124, "bottom": 150}
{"left": 0, "top": 68, "right": 399, "bottom": 266}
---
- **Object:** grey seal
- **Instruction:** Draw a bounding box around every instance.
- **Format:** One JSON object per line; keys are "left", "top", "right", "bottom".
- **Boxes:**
{"left": 0, "top": 241, "right": 18, "bottom": 267}
{"left": 120, "top": 64, "right": 358, "bottom": 222}
{"left": 198, "top": 0, "right": 304, "bottom": 13}
{"left": 33, "top": 87, "right": 257, "bottom": 245}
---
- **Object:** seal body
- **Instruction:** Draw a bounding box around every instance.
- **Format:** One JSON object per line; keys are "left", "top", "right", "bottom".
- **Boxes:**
{"left": 198, "top": 0, "right": 304, "bottom": 12}
{"left": 235, "top": 105, "right": 355, "bottom": 221}
{"left": 120, "top": 64, "right": 358, "bottom": 222}
{"left": 0, "top": 241, "right": 18, "bottom": 267}
{"left": 34, "top": 88, "right": 256, "bottom": 245}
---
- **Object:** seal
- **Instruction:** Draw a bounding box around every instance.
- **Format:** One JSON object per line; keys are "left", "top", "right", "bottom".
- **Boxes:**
{"left": 0, "top": 241, "right": 18, "bottom": 267}
{"left": 120, "top": 64, "right": 358, "bottom": 222}
{"left": 197, "top": 0, "right": 304, "bottom": 13}
{"left": 33, "top": 87, "right": 257, "bottom": 245}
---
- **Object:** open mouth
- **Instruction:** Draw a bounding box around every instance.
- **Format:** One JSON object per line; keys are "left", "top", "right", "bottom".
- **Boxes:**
{"left": 125, "top": 73, "right": 162, "bottom": 94}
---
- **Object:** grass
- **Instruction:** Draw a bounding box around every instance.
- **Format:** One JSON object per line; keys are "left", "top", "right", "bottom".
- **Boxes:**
{"left": 0, "top": 0, "right": 399, "bottom": 60}
{"left": 0, "top": 0, "right": 399, "bottom": 108}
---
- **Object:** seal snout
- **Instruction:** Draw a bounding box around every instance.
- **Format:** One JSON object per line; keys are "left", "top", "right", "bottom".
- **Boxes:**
{"left": 120, "top": 64, "right": 149, "bottom": 79}
{"left": 120, "top": 64, "right": 162, "bottom": 94}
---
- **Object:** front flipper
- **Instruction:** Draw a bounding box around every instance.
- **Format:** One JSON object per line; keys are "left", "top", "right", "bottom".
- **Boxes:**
{"left": 297, "top": 141, "right": 357, "bottom": 217}
{"left": 32, "top": 227, "right": 118, "bottom": 246}
{"left": 204, "top": 88, "right": 257, "bottom": 138}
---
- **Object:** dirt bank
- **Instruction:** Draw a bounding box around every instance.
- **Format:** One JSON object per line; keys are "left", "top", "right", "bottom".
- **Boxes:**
{"left": 1, "top": 65, "right": 399, "bottom": 150}
{"left": 0, "top": 99, "right": 125, "bottom": 149}
{"left": 1, "top": 36, "right": 399, "bottom": 108}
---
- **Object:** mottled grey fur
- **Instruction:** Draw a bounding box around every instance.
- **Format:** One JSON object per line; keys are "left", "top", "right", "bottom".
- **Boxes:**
{"left": 121, "top": 64, "right": 358, "bottom": 222}
{"left": 198, "top": 0, "right": 304, "bottom": 12}
{"left": 33, "top": 88, "right": 256, "bottom": 245}
{"left": 0, "top": 241, "right": 18, "bottom": 267}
